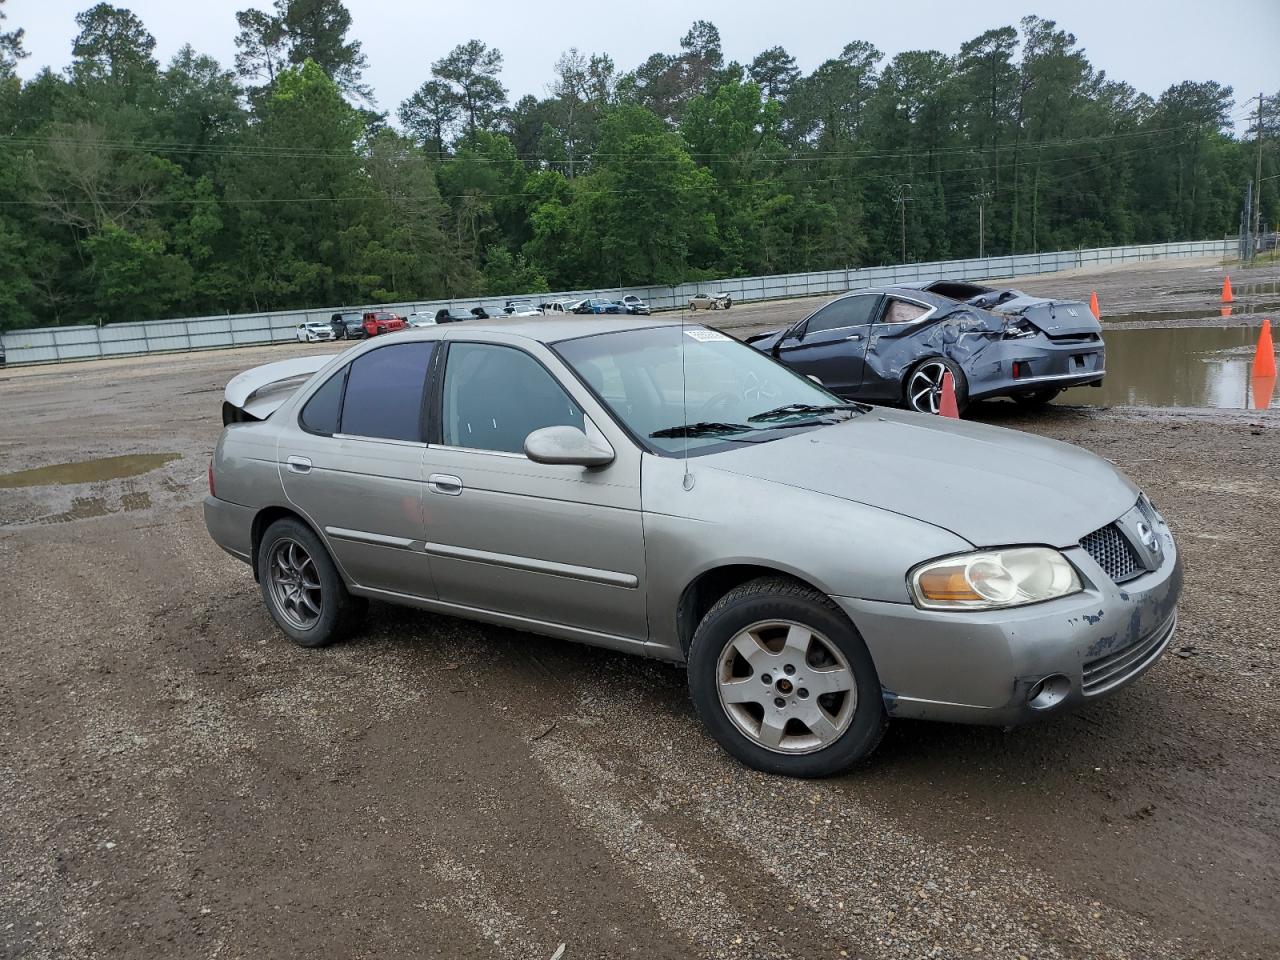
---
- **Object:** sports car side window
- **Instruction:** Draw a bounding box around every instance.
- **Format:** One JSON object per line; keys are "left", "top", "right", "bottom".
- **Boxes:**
{"left": 443, "top": 343, "right": 584, "bottom": 455}
{"left": 339, "top": 342, "right": 435, "bottom": 442}
{"left": 881, "top": 299, "right": 931, "bottom": 324}
{"left": 806, "top": 295, "right": 878, "bottom": 335}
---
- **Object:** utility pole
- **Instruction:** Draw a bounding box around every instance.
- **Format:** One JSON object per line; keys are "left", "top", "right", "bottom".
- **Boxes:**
{"left": 1253, "top": 92, "right": 1266, "bottom": 259}
{"left": 971, "top": 182, "right": 992, "bottom": 260}
{"left": 894, "top": 183, "right": 913, "bottom": 263}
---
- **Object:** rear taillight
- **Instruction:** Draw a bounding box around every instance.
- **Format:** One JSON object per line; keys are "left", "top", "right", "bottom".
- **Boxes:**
{"left": 208, "top": 459, "right": 216, "bottom": 498}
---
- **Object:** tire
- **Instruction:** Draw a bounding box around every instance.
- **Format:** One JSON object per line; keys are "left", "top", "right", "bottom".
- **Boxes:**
{"left": 903, "top": 357, "right": 969, "bottom": 415}
{"left": 687, "top": 576, "right": 887, "bottom": 777}
{"left": 1012, "top": 388, "right": 1062, "bottom": 409}
{"left": 257, "top": 517, "right": 366, "bottom": 648}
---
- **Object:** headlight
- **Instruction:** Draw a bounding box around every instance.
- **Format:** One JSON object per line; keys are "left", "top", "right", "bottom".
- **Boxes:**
{"left": 909, "top": 547, "right": 1082, "bottom": 611}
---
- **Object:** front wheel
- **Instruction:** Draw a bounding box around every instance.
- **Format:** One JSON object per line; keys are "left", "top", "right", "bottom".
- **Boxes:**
{"left": 904, "top": 357, "right": 968, "bottom": 415}
{"left": 258, "top": 518, "right": 366, "bottom": 648}
{"left": 687, "top": 577, "right": 887, "bottom": 777}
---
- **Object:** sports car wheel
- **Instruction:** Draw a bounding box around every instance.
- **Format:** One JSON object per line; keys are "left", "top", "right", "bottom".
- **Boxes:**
{"left": 688, "top": 577, "right": 886, "bottom": 777}
{"left": 258, "top": 518, "right": 365, "bottom": 648}
{"left": 905, "top": 358, "right": 968, "bottom": 415}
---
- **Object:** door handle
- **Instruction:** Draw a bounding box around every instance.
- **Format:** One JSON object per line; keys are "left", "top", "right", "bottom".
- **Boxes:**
{"left": 844, "top": 334, "right": 862, "bottom": 342}
{"left": 428, "top": 473, "right": 463, "bottom": 496}
{"left": 286, "top": 456, "right": 312, "bottom": 474}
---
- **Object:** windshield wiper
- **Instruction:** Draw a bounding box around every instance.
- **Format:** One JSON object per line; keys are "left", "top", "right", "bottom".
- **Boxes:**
{"left": 649, "top": 421, "right": 753, "bottom": 439}
{"left": 747, "top": 402, "right": 863, "bottom": 423}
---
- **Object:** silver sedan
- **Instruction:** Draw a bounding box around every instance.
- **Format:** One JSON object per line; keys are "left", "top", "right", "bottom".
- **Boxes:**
{"left": 205, "top": 317, "right": 1181, "bottom": 777}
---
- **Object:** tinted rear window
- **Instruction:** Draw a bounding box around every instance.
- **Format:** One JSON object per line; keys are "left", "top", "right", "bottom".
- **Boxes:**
{"left": 340, "top": 342, "right": 434, "bottom": 441}
{"left": 300, "top": 368, "right": 346, "bottom": 435}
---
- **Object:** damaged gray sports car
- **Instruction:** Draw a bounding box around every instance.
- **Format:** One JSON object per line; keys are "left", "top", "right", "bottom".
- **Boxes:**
{"left": 745, "top": 281, "right": 1105, "bottom": 414}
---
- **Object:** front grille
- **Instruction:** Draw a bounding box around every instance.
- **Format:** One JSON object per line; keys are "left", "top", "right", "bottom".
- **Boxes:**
{"left": 1046, "top": 332, "right": 1101, "bottom": 343}
{"left": 1080, "top": 523, "right": 1143, "bottom": 582}
{"left": 1083, "top": 612, "right": 1176, "bottom": 695}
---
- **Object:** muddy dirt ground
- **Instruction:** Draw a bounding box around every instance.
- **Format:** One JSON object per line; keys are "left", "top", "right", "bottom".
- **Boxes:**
{"left": 1, "top": 258, "right": 1278, "bottom": 960}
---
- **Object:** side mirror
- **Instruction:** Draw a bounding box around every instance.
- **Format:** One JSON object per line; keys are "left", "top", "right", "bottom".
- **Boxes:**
{"left": 524, "top": 425, "right": 615, "bottom": 467}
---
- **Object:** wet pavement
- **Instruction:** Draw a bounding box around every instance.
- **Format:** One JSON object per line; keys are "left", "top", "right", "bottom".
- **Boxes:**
{"left": 1061, "top": 327, "right": 1278, "bottom": 409}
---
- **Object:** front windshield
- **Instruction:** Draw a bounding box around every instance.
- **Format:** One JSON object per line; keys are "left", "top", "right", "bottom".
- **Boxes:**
{"left": 554, "top": 325, "right": 858, "bottom": 455}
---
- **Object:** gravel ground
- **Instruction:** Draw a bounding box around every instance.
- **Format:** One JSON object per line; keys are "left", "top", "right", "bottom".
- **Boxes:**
{"left": 1, "top": 257, "right": 1278, "bottom": 960}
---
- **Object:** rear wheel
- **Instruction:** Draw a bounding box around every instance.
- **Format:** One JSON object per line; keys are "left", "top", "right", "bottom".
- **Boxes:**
{"left": 904, "top": 357, "right": 968, "bottom": 415}
{"left": 687, "top": 577, "right": 887, "bottom": 777}
{"left": 1012, "top": 388, "right": 1062, "bottom": 409}
{"left": 258, "top": 518, "right": 365, "bottom": 648}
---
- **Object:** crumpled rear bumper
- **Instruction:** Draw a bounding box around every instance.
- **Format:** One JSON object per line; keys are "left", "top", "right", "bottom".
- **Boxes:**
{"left": 966, "top": 334, "right": 1106, "bottom": 399}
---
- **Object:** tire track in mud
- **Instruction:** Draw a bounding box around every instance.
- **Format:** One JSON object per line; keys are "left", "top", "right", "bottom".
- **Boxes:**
{"left": 547, "top": 684, "right": 1177, "bottom": 960}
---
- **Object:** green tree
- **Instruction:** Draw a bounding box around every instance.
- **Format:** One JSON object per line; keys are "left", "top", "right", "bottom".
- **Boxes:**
{"left": 432, "top": 40, "right": 507, "bottom": 136}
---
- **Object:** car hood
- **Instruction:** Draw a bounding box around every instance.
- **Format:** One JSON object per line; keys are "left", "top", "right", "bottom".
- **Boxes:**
{"left": 706, "top": 409, "right": 1137, "bottom": 548}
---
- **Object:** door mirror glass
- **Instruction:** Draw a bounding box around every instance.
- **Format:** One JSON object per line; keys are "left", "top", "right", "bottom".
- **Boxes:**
{"left": 524, "top": 425, "right": 615, "bottom": 467}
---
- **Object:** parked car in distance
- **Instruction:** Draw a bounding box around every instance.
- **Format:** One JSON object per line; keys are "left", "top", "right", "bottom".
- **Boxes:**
{"left": 620, "top": 295, "right": 651, "bottom": 315}
{"left": 295, "top": 321, "right": 336, "bottom": 343}
{"left": 470, "top": 307, "right": 491, "bottom": 320}
{"left": 208, "top": 316, "right": 1180, "bottom": 778}
{"left": 362, "top": 311, "right": 407, "bottom": 337}
{"left": 330, "top": 311, "right": 366, "bottom": 339}
{"left": 689, "top": 293, "right": 732, "bottom": 310}
{"left": 435, "top": 308, "right": 474, "bottom": 324}
{"left": 745, "top": 282, "right": 1105, "bottom": 414}
{"left": 541, "top": 299, "right": 578, "bottom": 314}
{"left": 405, "top": 313, "right": 437, "bottom": 328}
{"left": 573, "top": 297, "right": 623, "bottom": 315}
{"left": 503, "top": 300, "right": 543, "bottom": 317}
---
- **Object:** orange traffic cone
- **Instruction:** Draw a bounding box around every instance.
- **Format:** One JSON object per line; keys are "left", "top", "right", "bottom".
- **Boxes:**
{"left": 1252, "top": 376, "right": 1276, "bottom": 411}
{"left": 1088, "top": 291, "right": 1100, "bottom": 320}
{"left": 939, "top": 370, "right": 960, "bottom": 419}
{"left": 1221, "top": 306, "right": 1232, "bottom": 318}
{"left": 1253, "top": 319, "right": 1276, "bottom": 378}
{"left": 1221, "top": 276, "right": 1234, "bottom": 303}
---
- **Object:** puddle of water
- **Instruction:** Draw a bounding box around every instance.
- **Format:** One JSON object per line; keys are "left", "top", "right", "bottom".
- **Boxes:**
{"left": 1061, "top": 327, "right": 1278, "bottom": 408}
{"left": 1103, "top": 300, "right": 1280, "bottom": 323}
{"left": 1169, "top": 281, "right": 1280, "bottom": 297}
{"left": 0, "top": 453, "right": 181, "bottom": 489}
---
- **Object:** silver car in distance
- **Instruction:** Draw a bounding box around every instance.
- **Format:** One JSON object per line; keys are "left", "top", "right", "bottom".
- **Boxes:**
{"left": 205, "top": 316, "right": 1182, "bottom": 777}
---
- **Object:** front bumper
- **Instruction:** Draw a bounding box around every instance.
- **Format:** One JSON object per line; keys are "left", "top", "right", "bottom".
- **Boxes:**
{"left": 204, "top": 495, "right": 255, "bottom": 565}
{"left": 835, "top": 530, "right": 1181, "bottom": 727}
{"left": 967, "top": 334, "right": 1106, "bottom": 400}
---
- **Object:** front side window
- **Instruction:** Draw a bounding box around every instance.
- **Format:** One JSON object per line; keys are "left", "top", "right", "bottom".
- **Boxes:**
{"left": 340, "top": 342, "right": 434, "bottom": 441}
{"left": 442, "top": 343, "right": 583, "bottom": 454}
{"left": 555, "top": 326, "right": 851, "bottom": 456}
{"left": 805, "top": 295, "right": 879, "bottom": 335}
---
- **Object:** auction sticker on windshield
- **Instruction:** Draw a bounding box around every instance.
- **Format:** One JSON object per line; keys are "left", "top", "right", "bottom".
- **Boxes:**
{"left": 685, "top": 329, "right": 731, "bottom": 342}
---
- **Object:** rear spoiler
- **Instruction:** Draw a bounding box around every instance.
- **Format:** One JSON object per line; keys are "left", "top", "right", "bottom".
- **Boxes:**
{"left": 222, "top": 354, "right": 338, "bottom": 425}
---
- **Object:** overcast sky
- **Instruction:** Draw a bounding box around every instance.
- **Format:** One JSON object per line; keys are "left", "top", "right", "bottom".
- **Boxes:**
{"left": 9, "top": 0, "right": 1278, "bottom": 132}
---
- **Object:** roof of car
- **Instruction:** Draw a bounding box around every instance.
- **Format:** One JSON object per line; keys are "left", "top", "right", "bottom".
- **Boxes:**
{"left": 401, "top": 314, "right": 682, "bottom": 344}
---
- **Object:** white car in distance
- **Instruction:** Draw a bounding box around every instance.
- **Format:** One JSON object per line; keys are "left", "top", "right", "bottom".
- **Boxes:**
{"left": 295, "top": 321, "right": 336, "bottom": 342}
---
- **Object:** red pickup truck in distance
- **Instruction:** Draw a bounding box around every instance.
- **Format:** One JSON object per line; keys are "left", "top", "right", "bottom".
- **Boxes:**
{"left": 362, "top": 311, "right": 407, "bottom": 337}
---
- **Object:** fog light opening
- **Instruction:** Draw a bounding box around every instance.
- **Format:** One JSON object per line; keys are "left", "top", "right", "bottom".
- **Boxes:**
{"left": 1026, "top": 673, "right": 1071, "bottom": 710}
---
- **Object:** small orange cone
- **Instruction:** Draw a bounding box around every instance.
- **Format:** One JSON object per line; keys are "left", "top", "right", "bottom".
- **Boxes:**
{"left": 1221, "top": 276, "right": 1234, "bottom": 303}
{"left": 1253, "top": 319, "right": 1276, "bottom": 378}
{"left": 1221, "top": 306, "right": 1232, "bottom": 319}
{"left": 938, "top": 370, "right": 960, "bottom": 419}
{"left": 1088, "top": 291, "right": 1100, "bottom": 319}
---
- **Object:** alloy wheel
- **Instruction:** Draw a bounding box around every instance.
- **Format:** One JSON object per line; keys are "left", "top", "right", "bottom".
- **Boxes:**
{"left": 906, "top": 360, "right": 951, "bottom": 414}
{"left": 716, "top": 619, "right": 857, "bottom": 754}
{"left": 267, "top": 538, "right": 323, "bottom": 631}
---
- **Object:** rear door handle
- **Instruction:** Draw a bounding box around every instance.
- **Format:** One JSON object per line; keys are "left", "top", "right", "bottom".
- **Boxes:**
{"left": 428, "top": 474, "right": 463, "bottom": 496}
{"left": 844, "top": 334, "right": 862, "bottom": 342}
{"left": 286, "top": 456, "right": 312, "bottom": 474}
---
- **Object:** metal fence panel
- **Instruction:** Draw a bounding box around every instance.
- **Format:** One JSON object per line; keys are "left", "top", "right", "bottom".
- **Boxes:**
{"left": 0, "top": 238, "right": 1238, "bottom": 366}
